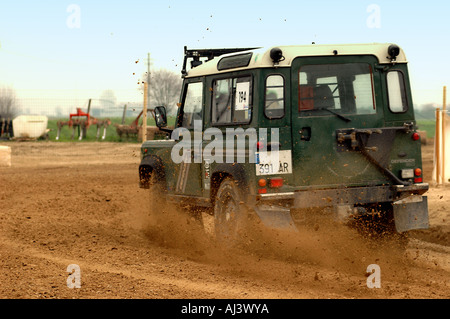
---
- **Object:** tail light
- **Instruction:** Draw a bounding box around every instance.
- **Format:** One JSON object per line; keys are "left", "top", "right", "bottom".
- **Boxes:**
{"left": 258, "top": 178, "right": 267, "bottom": 194}
{"left": 257, "top": 141, "right": 265, "bottom": 150}
{"left": 412, "top": 132, "right": 420, "bottom": 141}
{"left": 414, "top": 168, "right": 423, "bottom": 183}
{"left": 269, "top": 177, "right": 284, "bottom": 188}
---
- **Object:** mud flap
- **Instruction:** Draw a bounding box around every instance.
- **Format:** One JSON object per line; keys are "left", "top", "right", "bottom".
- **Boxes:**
{"left": 393, "top": 195, "right": 429, "bottom": 233}
{"left": 253, "top": 205, "right": 298, "bottom": 232}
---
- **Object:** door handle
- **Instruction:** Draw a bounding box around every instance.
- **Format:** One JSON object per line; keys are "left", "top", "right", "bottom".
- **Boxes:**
{"left": 299, "top": 127, "right": 311, "bottom": 141}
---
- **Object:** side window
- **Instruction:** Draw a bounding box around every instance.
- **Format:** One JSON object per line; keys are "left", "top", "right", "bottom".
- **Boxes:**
{"left": 387, "top": 71, "right": 408, "bottom": 113}
{"left": 264, "top": 75, "right": 285, "bottom": 119}
{"left": 212, "top": 78, "right": 232, "bottom": 124}
{"left": 212, "top": 76, "right": 252, "bottom": 124}
{"left": 181, "top": 82, "right": 203, "bottom": 128}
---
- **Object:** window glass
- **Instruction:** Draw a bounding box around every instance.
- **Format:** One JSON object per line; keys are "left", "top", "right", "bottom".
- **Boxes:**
{"left": 387, "top": 71, "right": 408, "bottom": 113}
{"left": 181, "top": 82, "right": 203, "bottom": 128}
{"left": 298, "top": 63, "right": 375, "bottom": 115}
{"left": 212, "top": 76, "right": 252, "bottom": 124}
{"left": 316, "top": 76, "right": 341, "bottom": 110}
{"left": 212, "top": 79, "right": 232, "bottom": 124}
{"left": 217, "top": 53, "right": 252, "bottom": 71}
{"left": 265, "top": 75, "right": 285, "bottom": 118}
{"left": 354, "top": 74, "right": 375, "bottom": 114}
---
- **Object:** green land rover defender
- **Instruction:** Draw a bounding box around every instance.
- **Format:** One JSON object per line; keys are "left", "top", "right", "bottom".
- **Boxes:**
{"left": 139, "top": 43, "right": 429, "bottom": 243}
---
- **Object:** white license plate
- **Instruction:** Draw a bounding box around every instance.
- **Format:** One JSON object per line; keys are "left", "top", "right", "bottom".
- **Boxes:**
{"left": 255, "top": 150, "right": 292, "bottom": 176}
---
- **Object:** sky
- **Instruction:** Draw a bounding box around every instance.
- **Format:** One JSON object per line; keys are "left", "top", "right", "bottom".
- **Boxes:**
{"left": 0, "top": 0, "right": 449, "bottom": 116}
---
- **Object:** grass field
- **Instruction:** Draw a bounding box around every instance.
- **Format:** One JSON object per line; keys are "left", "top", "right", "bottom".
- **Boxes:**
{"left": 46, "top": 116, "right": 176, "bottom": 142}
{"left": 416, "top": 119, "right": 436, "bottom": 138}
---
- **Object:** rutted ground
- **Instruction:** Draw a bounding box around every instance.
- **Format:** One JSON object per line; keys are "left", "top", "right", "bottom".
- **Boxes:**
{"left": 0, "top": 141, "right": 448, "bottom": 299}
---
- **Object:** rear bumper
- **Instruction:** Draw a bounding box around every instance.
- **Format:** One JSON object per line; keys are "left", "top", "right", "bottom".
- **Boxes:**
{"left": 256, "top": 183, "right": 429, "bottom": 208}
{"left": 253, "top": 183, "right": 429, "bottom": 233}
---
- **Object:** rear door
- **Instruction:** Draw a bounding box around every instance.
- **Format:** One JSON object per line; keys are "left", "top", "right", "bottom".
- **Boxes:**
{"left": 290, "top": 56, "right": 387, "bottom": 188}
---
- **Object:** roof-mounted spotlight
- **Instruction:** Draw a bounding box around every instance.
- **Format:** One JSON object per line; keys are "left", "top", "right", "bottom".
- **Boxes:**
{"left": 387, "top": 44, "right": 400, "bottom": 62}
{"left": 270, "top": 47, "right": 285, "bottom": 64}
{"left": 190, "top": 57, "right": 203, "bottom": 69}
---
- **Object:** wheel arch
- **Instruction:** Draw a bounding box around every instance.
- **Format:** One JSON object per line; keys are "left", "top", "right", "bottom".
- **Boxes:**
{"left": 139, "top": 155, "right": 166, "bottom": 188}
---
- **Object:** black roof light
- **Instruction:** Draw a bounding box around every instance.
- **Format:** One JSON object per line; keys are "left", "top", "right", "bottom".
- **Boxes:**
{"left": 270, "top": 47, "right": 285, "bottom": 64}
{"left": 387, "top": 44, "right": 400, "bottom": 62}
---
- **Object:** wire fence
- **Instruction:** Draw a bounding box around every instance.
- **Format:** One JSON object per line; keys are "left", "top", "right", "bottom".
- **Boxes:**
{"left": 0, "top": 88, "right": 447, "bottom": 141}
{"left": 0, "top": 89, "right": 153, "bottom": 142}
{"left": 12, "top": 89, "right": 144, "bottom": 119}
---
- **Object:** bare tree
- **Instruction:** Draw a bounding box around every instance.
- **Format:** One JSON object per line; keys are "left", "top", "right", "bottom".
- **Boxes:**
{"left": 141, "top": 69, "right": 182, "bottom": 115}
{"left": 415, "top": 103, "right": 438, "bottom": 120}
{"left": 0, "top": 86, "right": 20, "bottom": 119}
{"left": 99, "top": 89, "right": 117, "bottom": 109}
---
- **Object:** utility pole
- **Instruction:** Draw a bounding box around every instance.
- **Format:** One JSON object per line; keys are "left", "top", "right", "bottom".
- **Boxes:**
{"left": 142, "top": 52, "right": 151, "bottom": 142}
{"left": 435, "top": 86, "right": 448, "bottom": 185}
{"left": 147, "top": 52, "right": 151, "bottom": 108}
{"left": 443, "top": 86, "right": 447, "bottom": 185}
{"left": 143, "top": 82, "right": 148, "bottom": 142}
{"left": 436, "top": 107, "right": 441, "bottom": 184}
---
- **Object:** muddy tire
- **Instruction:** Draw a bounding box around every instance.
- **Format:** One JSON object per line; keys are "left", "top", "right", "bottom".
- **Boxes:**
{"left": 213, "top": 177, "right": 248, "bottom": 245}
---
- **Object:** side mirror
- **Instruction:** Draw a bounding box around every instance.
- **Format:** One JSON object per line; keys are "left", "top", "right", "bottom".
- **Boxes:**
{"left": 154, "top": 106, "right": 167, "bottom": 128}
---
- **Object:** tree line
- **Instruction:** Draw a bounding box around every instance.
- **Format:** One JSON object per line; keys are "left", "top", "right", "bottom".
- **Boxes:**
{"left": 0, "top": 86, "right": 19, "bottom": 120}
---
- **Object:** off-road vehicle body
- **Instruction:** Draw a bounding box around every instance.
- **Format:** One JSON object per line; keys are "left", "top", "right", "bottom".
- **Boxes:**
{"left": 139, "top": 43, "right": 429, "bottom": 240}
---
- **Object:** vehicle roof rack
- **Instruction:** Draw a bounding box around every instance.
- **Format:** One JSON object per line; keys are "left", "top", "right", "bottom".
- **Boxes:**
{"left": 181, "top": 46, "right": 260, "bottom": 76}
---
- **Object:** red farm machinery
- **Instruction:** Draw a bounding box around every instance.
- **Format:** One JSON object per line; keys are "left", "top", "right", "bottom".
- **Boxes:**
{"left": 56, "top": 99, "right": 112, "bottom": 141}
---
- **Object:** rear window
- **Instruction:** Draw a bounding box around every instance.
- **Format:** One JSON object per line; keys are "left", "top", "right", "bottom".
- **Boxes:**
{"left": 298, "top": 63, "right": 376, "bottom": 116}
{"left": 264, "top": 74, "right": 285, "bottom": 119}
{"left": 386, "top": 70, "right": 408, "bottom": 113}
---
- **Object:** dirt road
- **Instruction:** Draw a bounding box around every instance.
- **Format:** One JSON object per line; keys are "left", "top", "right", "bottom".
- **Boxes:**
{"left": 0, "top": 141, "right": 448, "bottom": 299}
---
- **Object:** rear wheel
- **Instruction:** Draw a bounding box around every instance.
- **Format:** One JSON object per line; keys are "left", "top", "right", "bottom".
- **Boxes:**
{"left": 213, "top": 177, "right": 248, "bottom": 245}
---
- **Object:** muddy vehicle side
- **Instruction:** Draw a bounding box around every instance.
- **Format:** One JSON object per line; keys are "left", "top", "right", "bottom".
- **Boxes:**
{"left": 139, "top": 43, "right": 429, "bottom": 240}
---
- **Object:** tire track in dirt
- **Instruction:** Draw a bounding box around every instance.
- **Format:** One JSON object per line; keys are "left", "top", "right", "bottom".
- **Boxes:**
{"left": 1, "top": 141, "right": 449, "bottom": 299}
{"left": 0, "top": 228, "right": 317, "bottom": 299}
{"left": 407, "top": 239, "right": 450, "bottom": 272}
